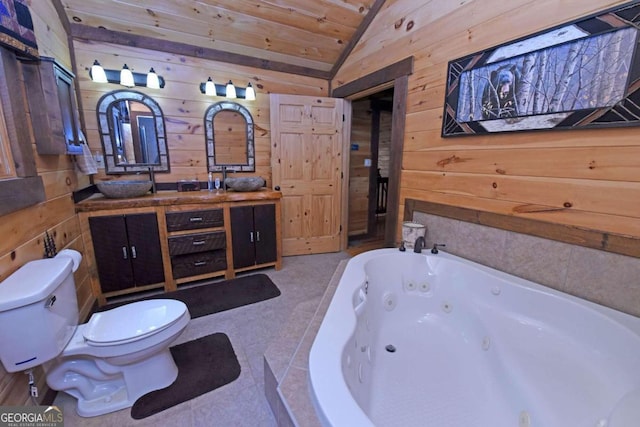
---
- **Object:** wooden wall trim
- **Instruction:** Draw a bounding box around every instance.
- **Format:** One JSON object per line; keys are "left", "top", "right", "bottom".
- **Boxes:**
{"left": 70, "top": 24, "right": 331, "bottom": 80}
{"left": 331, "top": 56, "right": 413, "bottom": 98}
{"left": 330, "top": 0, "right": 387, "bottom": 78}
{"left": 404, "top": 199, "right": 640, "bottom": 259}
{"left": 51, "top": 0, "right": 87, "bottom": 138}
{"left": 51, "top": 0, "right": 71, "bottom": 35}
{"left": 384, "top": 74, "right": 408, "bottom": 246}
{"left": 332, "top": 58, "right": 412, "bottom": 247}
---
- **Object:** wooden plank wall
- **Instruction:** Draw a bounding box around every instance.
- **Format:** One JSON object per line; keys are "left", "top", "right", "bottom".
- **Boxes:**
{"left": 333, "top": 0, "right": 640, "bottom": 245}
{"left": 348, "top": 102, "right": 392, "bottom": 236}
{"left": 379, "top": 111, "right": 391, "bottom": 178}
{"left": 73, "top": 40, "right": 328, "bottom": 187}
{"left": 0, "top": 3, "right": 327, "bottom": 408}
{"left": 348, "top": 99, "right": 372, "bottom": 235}
{"left": 0, "top": 2, "right": 93, "bottom": 406}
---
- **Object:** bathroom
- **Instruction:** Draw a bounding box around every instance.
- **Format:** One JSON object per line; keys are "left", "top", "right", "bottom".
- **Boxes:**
{"left": 0, "top": 0, "right": 639, "bottom": 426}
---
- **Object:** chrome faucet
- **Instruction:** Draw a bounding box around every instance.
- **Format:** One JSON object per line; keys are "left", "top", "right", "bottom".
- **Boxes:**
{"left": 413, "top": 236, "right": 426, "bottom": 253}
{"left": 221, "top": 166, "right": 227, "bottom": 190}
{"left": 147, "top": 167, "right": 156, "bottom": 193}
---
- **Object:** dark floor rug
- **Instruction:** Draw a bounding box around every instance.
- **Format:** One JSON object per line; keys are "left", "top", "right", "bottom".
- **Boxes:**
{"left": 101, "top": 274, "right": 281, "bottom": 319}
{"left": 131, "top": 333, "right": 241, "bottom": 419}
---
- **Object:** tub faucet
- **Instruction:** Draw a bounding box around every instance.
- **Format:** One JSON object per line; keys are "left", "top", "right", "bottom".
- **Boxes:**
{"left": 413, "top": 236, "right": 425, "bottom": 253}
{"left": 431, "top": 243, "right": 446, "bottom": 254}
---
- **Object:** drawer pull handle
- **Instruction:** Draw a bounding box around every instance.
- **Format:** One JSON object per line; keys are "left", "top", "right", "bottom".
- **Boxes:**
{"left": 122, "top": 246, "right": 128, "bottom": 260}
{"left": 194, "top": 261, "right": 207, "bottom": 267}
{"left": 256, "top": 231, "right": 260, "bottom": 242}
{"left": 192, "top": 240, "right": 206, "bottom": 246}
{"left": 189, "top": 217, "right": 204, "bottom": 222}
{"left": 131, "top": 246, "right": 137, "bottom": 259}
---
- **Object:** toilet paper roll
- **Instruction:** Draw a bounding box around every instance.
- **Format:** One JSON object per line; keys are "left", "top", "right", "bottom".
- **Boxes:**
{"left": 55, "top": 249, "right": 83, "bottom": 272}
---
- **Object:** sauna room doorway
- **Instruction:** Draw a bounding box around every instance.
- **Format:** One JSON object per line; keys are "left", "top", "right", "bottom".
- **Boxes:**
{"left": 346, "top": 88, "right": 394, "bottom": 255}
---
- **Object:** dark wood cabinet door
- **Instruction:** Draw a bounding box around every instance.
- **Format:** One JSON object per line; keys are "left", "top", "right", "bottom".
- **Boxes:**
{"left": 230, "top": 205, "right": 256, "bottom": 269}
{"left": 89, "top": 215, "right": 135, "bottom": 293}
{"left": 254, "top": 204, "right": 277, "bottom": 265}
{"left": 125, "top": 213, "right": 165, "bottom": 286}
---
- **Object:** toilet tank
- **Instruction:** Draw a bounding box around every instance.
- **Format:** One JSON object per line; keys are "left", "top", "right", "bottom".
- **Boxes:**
{"left": 0, "top": 257, "right": 79, "bottom": 373}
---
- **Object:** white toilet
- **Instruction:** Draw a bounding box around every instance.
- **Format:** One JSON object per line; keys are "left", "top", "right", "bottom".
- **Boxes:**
{"left": 0, "top": 250, "right": 191, "bottom": 417}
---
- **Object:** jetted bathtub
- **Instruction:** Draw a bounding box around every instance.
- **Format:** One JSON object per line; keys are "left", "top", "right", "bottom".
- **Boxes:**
{"left": 309, "top": 248, "right": 640, "bottom": 427}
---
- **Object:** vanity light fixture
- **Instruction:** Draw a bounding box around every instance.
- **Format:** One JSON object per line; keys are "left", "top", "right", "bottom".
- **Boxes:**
{"left": 89, "top": 60, "right": 166, "bottom": 89}
{"left": 225, "top": 80, "right": 237, "bottom": 99}
{"left": 146, "top": 68, "right": 160, "bottom": 90}
{"left": 245, "top": 83, "right": 256, "bottom": 101}
{"left": 90, "top": 60, "right": 108, "bottom": 83}
{"left": 205, "top": 77, "right": 216, "bottom": 96}
{"left": 120, "top": 64, "right": 135, "bottom": 87}
{"left": 198, "top": 79, "right": 256, "bottom": 100}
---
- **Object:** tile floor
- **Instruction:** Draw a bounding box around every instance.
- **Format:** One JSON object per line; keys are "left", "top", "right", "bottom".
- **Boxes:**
{"left": 54, "top": 251, "right": 350, "bottom": 427}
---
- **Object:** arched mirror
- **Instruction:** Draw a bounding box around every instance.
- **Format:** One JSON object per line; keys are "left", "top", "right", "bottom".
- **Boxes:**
{"left": 205, "top": 101, "right": 255, "bottom": 172}
{"left": 97, "top": 90, "right": 169, "bottom": 174}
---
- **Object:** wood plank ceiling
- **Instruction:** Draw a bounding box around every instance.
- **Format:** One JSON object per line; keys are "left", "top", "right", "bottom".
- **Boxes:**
{"left": 58, "top": 0, "right": 384, "bottom": 79}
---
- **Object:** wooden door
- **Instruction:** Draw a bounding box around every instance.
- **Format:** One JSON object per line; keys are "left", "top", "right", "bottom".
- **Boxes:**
{"left": 89, "top": 215, "right": 135, "bottom": 293}
{"left": 254, "top": 204, "right": 277, "bottom": 265}
{"left": 230, "top": 205, "right": 255, "bottom": 269}
{"left": 270, "top": 94, "right": 346, "bottom": 255}
{"left": 125, "top": 213, "right": 165, "bottom": 287}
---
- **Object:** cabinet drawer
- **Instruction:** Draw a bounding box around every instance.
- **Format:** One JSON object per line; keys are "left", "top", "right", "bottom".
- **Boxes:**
{"left": 171, "top": 250, "right": 227, "bottom": 279}
{"left": 168, "top": 231, "right": 226, "bottom": 256}
{"left": 166, "top": 209, "right": 223, "bottom": 231}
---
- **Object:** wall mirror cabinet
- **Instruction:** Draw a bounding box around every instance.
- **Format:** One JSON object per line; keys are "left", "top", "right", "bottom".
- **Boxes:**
{"left": 205, "top": 101, "right": 255, "bottom": 172}
{"left": 22, "top": 57, "right": 82, "bottom": 155}
{"left": 97, "top": 90, "right": 169, "bottom": 174}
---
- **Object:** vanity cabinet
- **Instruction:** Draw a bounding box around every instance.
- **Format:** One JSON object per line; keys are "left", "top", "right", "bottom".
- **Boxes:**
{"left": 165, "top": 208, "right": 227, "bottom": 280}
{"left": 230, "top": 204, "right": 277, "bottom": 269}
{"left": 76, "top": 190, "right": 282, "bottom": 305}
{"left": 22, "top": 57, "right": 82, "bottom": 155}
{"left": 88, "top": 213, "right": 165, "bottom": 293}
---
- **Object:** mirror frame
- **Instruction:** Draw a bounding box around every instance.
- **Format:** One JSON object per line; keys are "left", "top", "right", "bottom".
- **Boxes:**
{"left": 96, "top": 90, "right": 170, "bottom": 174}
{"left": 204, "top": 101, "right": 255, "bottom": 172}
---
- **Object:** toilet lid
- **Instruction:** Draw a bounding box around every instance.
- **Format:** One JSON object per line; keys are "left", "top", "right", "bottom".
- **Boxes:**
{"left": 83, "top": 299, "right": 188, "bottom": 346}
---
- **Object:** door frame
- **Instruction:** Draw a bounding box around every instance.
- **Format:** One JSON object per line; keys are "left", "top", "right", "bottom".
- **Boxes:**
{"left": 332, "top": 57, "right": 413, "bottom": 248}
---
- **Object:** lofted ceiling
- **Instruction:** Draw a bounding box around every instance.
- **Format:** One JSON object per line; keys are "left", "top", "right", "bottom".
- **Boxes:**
{"left": 58, "top": 0, "right": 384, "bottom": 79}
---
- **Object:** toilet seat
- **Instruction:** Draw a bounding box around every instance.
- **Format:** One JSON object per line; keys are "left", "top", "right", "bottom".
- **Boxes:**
{"left": 83, "top": 299, "right": 187, "bottom": 346}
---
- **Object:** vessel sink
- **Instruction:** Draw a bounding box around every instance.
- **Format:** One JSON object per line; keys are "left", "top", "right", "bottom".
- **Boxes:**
{"left": 224, "top": 177, "right": 265, "bottom": 192}
{"left": 96, "top": 180, "right": 153, "bottom": 199}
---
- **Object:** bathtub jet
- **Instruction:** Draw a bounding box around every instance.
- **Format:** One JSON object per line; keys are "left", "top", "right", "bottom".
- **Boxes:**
{"left": 309, "top": 248, "right": 640, "bottom": 427}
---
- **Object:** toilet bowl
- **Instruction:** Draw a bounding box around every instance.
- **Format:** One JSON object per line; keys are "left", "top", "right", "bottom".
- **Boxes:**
{"left": 0, "top": 251, "right": 191, "bottom": 417}
{"left": 47, "top": 299, "right": 190, "bottom": 416}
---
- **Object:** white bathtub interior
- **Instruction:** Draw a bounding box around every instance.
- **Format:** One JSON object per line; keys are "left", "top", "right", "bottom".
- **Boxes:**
{"left": 309, "top": 249, "right": 640, "bottom": 427}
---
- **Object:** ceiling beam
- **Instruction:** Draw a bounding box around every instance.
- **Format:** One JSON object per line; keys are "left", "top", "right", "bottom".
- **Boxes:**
{"left": 329, "top": 0, "right": 387, "bottom": 78}
{"left": 69, "top": 23, "right": 332, "bottom": 80}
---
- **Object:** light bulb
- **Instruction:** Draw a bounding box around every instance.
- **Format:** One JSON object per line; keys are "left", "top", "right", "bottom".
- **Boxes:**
{"left": 225, "top": 80, "right": 236, "bottom": 99}
{"left": 245, "top": 83, "right": 256, "bottom": 101}
{"left": 146, "top": 68, "right": 160, "bottom": 89}
{"left": 205, "top": 77, "right": 216, "bottom": 96}
{"left": 120, "top": 64, "right": 135, "bottom": 87}
{"left": 90, "top": 60, "right": 108, "bottom": 83}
